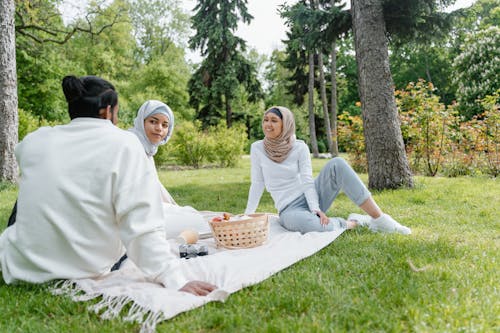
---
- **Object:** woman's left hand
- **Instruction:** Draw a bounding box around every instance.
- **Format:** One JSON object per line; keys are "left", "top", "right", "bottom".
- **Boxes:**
{"left": 314, "top": 210, "right": 329, "bottom": 226}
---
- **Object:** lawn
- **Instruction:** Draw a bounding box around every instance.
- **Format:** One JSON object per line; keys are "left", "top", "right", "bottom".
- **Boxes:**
{"left": 0, "top": 158, "right": 499, "bottom": 332}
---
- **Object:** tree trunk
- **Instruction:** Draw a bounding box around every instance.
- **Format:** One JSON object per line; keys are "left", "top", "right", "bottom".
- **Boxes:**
{"left": 225, "top": 94, "right": 232, "bottom": 128}
{"left": 351, "top": 0, "right": 413, "bottom": 189}
{"left": 329, "top": 38, "right": 339, "bottom": 156}
{"left": 308, "top": 52, "right": 319, "bottom": 157}
{"left": 0, "top": 0, "right": 18, "bottom": 183}
{"left": 318, "top": 52, "right": 333, "bottom": 154}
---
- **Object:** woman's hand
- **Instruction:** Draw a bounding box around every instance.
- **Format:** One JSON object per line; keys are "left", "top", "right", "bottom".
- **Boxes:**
{"left": 314, "top": 210, "right": 330, "bottom": 226}
{"left": 179, "top": 281, "right": 217, "bottom": 296}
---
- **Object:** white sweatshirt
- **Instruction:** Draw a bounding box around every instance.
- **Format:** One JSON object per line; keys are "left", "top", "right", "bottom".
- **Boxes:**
{"left": 0, "top": 118, "right": 187, "bottom": 289}
{"left": 244, "top": 140, "right": 319, "bottom": 214}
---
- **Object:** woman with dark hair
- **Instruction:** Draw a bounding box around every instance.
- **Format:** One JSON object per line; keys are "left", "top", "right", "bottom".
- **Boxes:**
{"left": 62, "top": 75, "right": 119, "bottom": 121}
{"left": 0, "top": 75, "right": 216, "bottom": 296}
{"left": 244, "top": 106, "right": 411, "bottom": 235}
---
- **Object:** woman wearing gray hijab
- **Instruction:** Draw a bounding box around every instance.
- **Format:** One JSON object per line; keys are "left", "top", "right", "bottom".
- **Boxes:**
{"left": 129, "top": 100, "right": 210, "bottom": 237}
{"left": 244, "top": 106, "right": 411, "bottom": 235}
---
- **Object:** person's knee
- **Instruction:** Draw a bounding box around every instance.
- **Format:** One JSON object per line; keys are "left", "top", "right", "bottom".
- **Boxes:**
{"left": 326, "top": 156, "right": 349, "bottom": 172}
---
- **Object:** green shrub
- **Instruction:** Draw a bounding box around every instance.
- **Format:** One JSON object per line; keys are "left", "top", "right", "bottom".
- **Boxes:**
{"left": 441, "top": 151, "right": 477, "bottom": 177}
{"left": 154, "top": 143, "right": 173, "bottom": 168}
{"left": 169, "top": 121, "right": 213, "bottom": 168}
{"left": 208, "top": 123, "right": 248, "bottom": 167}
{"left": 18, "top": 109, "right": 40, "bottom": 141}
{"left": 18, "top": 109, "right": 59, "bottom": 141}
{"left": 397, "top": 80, "right": 458, "bottom": 176}
{"left": 337, "top": 111, "right": 367, "bottom": 172}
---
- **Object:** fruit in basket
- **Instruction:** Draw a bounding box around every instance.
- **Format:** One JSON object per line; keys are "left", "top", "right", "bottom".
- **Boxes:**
{"left": 211, "top": 216, "right": 223, "bottom": 223}
{"left": 211, "top": 212, "right": 232, "bottom": 223}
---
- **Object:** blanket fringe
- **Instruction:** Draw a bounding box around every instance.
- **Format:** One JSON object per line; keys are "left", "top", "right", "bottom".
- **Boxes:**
{"left": 50, "top": 280, "right": 165, "bottom": 333}
{"left": 51, "top": 280, "right": 101, "bottom": 301}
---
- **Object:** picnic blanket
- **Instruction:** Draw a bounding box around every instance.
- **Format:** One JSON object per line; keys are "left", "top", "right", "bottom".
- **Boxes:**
{"left": 51, "top": 215, "right": 346, "bottom": 332}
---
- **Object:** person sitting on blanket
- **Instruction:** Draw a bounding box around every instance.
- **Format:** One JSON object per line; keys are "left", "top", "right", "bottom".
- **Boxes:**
{"left": 0, "top": 75, "right": 216, "bottom": 296}
{"left": 244, "top": 106, "right": 412, "bottom": 235}
{"left": 128, "top": 100, "right": 210, "bottom": 238}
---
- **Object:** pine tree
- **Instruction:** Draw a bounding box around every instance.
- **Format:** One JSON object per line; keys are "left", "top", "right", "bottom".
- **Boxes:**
{"left": 188, "top": 0, "right": 262, "bottom": 128}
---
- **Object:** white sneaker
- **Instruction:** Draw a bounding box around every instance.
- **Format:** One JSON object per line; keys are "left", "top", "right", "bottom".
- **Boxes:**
{"left": 370, "top": 214, "right": 411, "bottom": 235}
{"left": 347, "top": 213, "right": 371, "bottom": 227}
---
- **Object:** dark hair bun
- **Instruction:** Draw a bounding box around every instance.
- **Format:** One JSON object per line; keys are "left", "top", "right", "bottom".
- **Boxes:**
{"left": 62, "top": 75, "right": 87, "bottom": 103}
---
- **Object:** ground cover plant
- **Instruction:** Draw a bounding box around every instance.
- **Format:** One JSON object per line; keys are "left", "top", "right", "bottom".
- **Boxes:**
{"left": 0, "top": 158, "right": 498, "bottom": 332}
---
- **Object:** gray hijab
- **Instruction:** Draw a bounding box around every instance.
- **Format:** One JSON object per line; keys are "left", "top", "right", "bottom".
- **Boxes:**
{"left": 129, "top": 100, "right": 174, "bottom": 157}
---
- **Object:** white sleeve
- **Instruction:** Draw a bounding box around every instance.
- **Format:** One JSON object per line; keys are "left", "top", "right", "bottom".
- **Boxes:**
{"left": 298, "top": 143, "right": 320, "bottom": 212}
{"left": 244, "top": 144, "right": 265, "bottom": 214}
{"left": 149, "top": 156, "right": 177, "bottom": 205}
{"left": 114, "top": 151, "right": 188, "bottom": 290}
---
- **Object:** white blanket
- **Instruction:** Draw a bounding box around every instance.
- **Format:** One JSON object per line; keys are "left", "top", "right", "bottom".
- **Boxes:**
{"left": 52, "top": 216, "right": 345, "bottom": 333}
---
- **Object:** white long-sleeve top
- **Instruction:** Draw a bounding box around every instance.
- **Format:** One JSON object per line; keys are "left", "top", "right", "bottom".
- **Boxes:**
{"left": 244, "top": 140, "right": 319, "bottom": 214}
{"left": 0, "top": 118, "right": 187, "bottom": 290}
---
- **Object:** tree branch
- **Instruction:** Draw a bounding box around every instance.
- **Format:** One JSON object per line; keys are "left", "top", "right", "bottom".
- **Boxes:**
{"left": 14, "top": 8, "right": 128, "bottom": 45}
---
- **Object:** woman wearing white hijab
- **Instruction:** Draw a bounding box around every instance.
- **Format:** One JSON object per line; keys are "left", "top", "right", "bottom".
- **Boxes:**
{"left": 244, "top": 106, "right": 411, "bottom": 235}
{"left": 129, "top": 100, "right": 210, "bottom": 238}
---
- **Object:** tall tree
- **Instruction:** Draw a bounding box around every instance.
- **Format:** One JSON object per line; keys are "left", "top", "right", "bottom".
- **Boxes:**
{"left": 350, "top": 0, "right": 456, "bottom": 189}
{"left": 129, "top": 0, "right": 190, "bottom": 63}
{"left": 0, "top": 0, "right": 128, "bottom": 182}
{"left": 0, "top": 0, "right": 18, "bottom": 182}
{"left": 351, "top": 0, "right": 413, "bottom": 189}
{"left": 307, "top": 52, "right": 320, "bottom": 156}
{"left": 281, "top": 0, "right": 350, "bottom": 155}
{"left": 311, "top": 0, "right": 333, "bottom": 155}
{"left": 322, "top": 0, "right": 351, "bottom": 156}
{"left": 188, "top": 0, "right": 262, "bottom": 128}
{"left": 281, "top": 0, "right": 322, "bottom": 155}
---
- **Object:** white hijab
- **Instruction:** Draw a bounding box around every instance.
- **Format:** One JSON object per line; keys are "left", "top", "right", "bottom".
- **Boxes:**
{"left": 129, "top": 100, "right": 175, "bottom": 157}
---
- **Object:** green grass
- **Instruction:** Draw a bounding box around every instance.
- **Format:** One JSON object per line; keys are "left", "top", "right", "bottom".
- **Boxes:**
{"left": 1, "top": 158, "right": 499, "bottom": 332}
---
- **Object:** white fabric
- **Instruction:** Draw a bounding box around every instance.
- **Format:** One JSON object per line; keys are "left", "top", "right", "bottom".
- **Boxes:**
{"left": 0, "top": 118, "right": 187, "bottom": 290}
{"left": 51, "top": 216, "right": 346, "bottom": 332}
{"left": 163, "top": 204, "right": 211, "bottom": 238}
{"left": 148, "top": 157, "right": 210, "bottom": 237}
{"left": 245, "top": 140, "right": 319, "bottom": 214}
{"left": 149, "top": 156, "right": 177, "bottom": 205}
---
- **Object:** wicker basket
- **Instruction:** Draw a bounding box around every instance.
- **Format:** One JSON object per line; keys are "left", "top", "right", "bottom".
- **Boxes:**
{"left": 209, "top": 213, "right": 269, "bottom": 249}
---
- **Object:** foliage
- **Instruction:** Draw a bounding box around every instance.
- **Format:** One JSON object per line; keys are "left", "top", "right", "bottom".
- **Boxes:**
{"left": 62, "top": 0, "right": 135, "bottom": 81}
{"left": 383, "top": 0, "right": 455, "bottom": 45}
{"left": 335, "top": 82, "right": 499, "bottom": 178}
{"left": 118, "top": 51, "right": 193, "bottom": 126}
{"left": 207, "top": 122, "right": 248, "bottom": 167}
{"left": 1, "top": 161, "right": 499, "bottom": 332}
{"left": 397, "top": 80, "right": 457, "bottom": 176}
{"left": 452, "top": 26, "right": 500, "bottom": 118}
{"left": 166, "top": 121, "right": 248, "bottom": 168}
{"left": 337, "top": 111, "right": 366, "bottom": 172}
{"left": 264, "top": 50, "right": 295, "bottom": 109}
{"left": 477, "top": 90, "right": 500, "bottom": 176}
{"left": 188, "top": 0, "right": 263, "bottom": 128}
{"left": 390, "top": 42, "right": 456, "bottom": 105}
{"left": 229, "top": 85, "right": 265, "bottom": 144}
{"left": 129, "top": 0, "right": 191, "bottom": 63}
{"left": 14, "top": 0, "right": 74, "bottom": 121}
{"left": 279, "top": 1, "right": 350, "bottom": 107}
{"left": 335, "top": 34, "right": 360, "bottom": 116}
{"left": 169, "top": 121, "right": 213, "bottom": 168}
{"left": 17, "top": 109, "right": 59, "bottom": 141}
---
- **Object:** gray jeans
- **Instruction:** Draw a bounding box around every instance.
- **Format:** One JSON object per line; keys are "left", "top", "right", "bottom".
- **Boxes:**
{"left": 279, "top": 157, "right": 371, "bottom": 233}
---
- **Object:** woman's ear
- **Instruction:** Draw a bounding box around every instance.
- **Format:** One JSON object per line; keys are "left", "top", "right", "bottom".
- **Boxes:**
{"left": 98, "top": 105, "right": 112, "bottom": 120}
